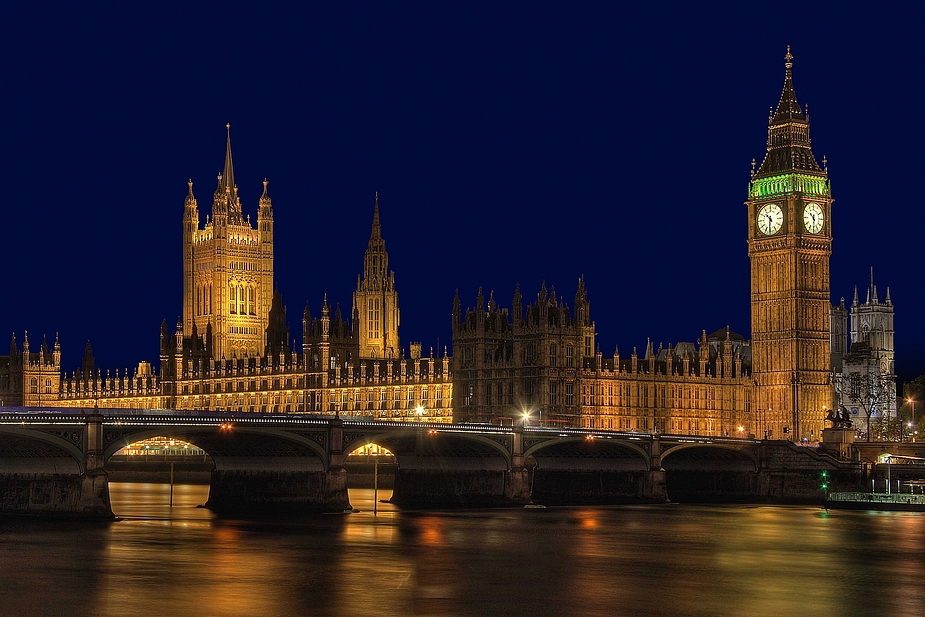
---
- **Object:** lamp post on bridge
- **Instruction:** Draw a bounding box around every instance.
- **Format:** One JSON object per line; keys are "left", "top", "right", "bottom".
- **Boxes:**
{"left": 908, "top": 398, "right": 917, "bottom": 442}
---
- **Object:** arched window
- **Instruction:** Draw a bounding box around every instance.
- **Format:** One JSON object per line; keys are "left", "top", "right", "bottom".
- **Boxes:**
{"left": 247, "top": 287, "right": 254, "bottom": 315}
{"left": 238, "top": 285, "right": 245, "bottom": 316}
{"left": 229, "top": 284, "right": 237, "bottom": 314}
{"left": 30, "top": 378, "right": 38, "bottom": 393}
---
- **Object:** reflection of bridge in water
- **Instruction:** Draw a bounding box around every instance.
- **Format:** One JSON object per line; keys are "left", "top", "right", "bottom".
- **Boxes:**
{"left": 0, "top": 408, "right": 862, "bottom": 518}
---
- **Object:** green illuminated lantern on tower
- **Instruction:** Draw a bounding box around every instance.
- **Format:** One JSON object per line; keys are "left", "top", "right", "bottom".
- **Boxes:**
{"left": 746, "top": 47, "right": 834, "bottom": 443}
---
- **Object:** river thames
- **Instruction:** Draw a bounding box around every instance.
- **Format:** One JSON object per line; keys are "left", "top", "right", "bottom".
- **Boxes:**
{"left": 0, "top": 483, "right": 923, "bottom": 617}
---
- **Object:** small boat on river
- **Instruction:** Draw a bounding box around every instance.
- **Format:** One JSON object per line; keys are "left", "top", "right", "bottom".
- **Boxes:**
{"left": 824, "top": 492, "right": 925, "bottom": 512}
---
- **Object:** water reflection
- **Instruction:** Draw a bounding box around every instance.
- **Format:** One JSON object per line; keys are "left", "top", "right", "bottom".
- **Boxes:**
{"left": 0, "top": 484, "right": 923, "bottom": 616}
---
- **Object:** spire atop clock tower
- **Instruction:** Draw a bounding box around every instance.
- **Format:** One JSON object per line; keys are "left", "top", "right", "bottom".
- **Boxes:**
{"left": 747, "top": 49, "right": 833, "bottom": 444}
{"left": 756, "top": 46, "right": 822, "bottom": 178}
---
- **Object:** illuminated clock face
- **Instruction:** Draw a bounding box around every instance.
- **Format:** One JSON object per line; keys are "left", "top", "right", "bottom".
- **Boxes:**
{"left": 803, "top": 203, "right": 824, "bottom": 233}
{"left": 756, "top": 204, "right": 783, "bottom": 235}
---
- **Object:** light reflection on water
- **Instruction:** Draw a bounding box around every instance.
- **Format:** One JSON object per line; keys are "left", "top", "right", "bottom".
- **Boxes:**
{"left": 0, "top": 483, "right": 923, "bottom": 617}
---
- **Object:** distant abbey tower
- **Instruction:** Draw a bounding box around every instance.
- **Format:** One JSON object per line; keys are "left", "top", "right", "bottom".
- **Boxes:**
{"left": 182, "top": 125, "right": 274, "bottom": 360}
{"left": 352, "top": 194, "right": 400, "bottom": 358}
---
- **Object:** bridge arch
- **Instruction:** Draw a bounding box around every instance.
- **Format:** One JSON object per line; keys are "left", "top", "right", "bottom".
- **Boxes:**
{"left": 660, "top": 443, "right": 759, "bottom": 472}
{"left": 104, "top": 426, "right": 329, "bottom": 471}
{"left": 660, "top": 443, "right": 760, "bottom": 502}
{"left": 0, "top": 425, "right": 86, "bottom": 474}
{"left": 525, "top": 436, "right": 651, "bottom": 471}
{"left": 359, "top": 429, "right": 513, "bottom": 471}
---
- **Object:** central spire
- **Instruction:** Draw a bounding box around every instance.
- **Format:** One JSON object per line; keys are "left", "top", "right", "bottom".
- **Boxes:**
{"left": 221, "top": 123, "right": 235, "bottom": 193}
{"left": 370, "top": 191, "right": 381, "bottom": 240}
{"left": 772, "top": 45, "right": 804, "bottom": 123}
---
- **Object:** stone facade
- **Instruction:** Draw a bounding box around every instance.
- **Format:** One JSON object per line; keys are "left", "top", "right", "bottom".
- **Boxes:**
{"left": 0, "top": 49, "right": 874, "bottom": 443}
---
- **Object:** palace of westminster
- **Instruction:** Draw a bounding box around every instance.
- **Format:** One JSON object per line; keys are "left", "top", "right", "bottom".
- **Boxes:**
{"left": 0, "top": 50, "right": 897, "bottom": 443}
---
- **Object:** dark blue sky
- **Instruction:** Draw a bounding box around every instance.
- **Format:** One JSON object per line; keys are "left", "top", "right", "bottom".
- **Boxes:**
{"left": 2, "top": 5, "right": 923, "bottom": 383}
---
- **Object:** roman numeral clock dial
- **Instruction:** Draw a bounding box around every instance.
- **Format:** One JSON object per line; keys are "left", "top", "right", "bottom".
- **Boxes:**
{"left": 756, "top": 203, "right": 783, "bottom": 235}
{"left": 803, "top": 202, "right": 824, "bottom": 233}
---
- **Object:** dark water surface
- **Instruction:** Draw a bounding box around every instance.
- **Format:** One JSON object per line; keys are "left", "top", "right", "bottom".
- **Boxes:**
{"left": 1, "top": 483, "right": 923, "bottom": 617}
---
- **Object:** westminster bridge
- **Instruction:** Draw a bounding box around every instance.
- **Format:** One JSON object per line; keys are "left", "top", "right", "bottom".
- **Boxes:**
{"left": 0, "top": 407, "right": 871, "bottom": 519}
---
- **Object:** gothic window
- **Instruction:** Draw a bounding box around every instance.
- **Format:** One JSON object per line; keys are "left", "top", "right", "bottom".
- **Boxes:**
{"left": 368, "top": 298, "right": 380, "bottom": 340}
{"left": 566, "top": 346, "right": 574, "bottom": 368}
{"left": 30, "top": 378, "right": 37, "bottom": 394}
{"left": 584, "top": 336, "right": 592, "bottom": 358}
{"left": 45, "top": 378, "right": 52, "bottom": 394}
{"left": 238, "top": 285, "right": 245, "bottom": 316}
{"left": 549, "top": 344, "right": 557, "bottom": 367}
{"left": 436, "top": 388, "right": 443, "bottom": 407}
{"left": 247, "top": 287, "right": 254, "bottom": 315}
{"left": 565, "top": 382, "right": 574, "bottom": 406}
{"left": 229, "top": 284, "right": 237, "bottom": 314}
{"left": 407, "top": 389, "right": 414, "bottom": 408}
{"left": 464, "top": 384, "right": 474, "bottom": 406}
{"left": 526, "top": 342, "right": 535, "bottom": 365}
{"left": 549, "top": 382, "right": 558, "bottom": 406}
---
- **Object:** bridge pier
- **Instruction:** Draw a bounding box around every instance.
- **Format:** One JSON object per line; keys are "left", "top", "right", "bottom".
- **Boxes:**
{"left": 205, "top": 467, "right": 350, "bottom": 514}
{"left": 204, "top": 418, "right": 352, "bottom": 514}
{"left": 0, "top": 410, "right": 114, "bottom": 519}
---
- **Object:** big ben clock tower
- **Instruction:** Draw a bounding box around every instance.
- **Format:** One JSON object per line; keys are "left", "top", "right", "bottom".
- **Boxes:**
{"left": 748, "top": 47, "right": 833, "bottom": 442}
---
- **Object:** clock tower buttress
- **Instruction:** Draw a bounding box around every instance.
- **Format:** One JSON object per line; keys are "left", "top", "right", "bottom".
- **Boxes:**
{"left": 747, "top": 47, "right": 833, "bottom": 442}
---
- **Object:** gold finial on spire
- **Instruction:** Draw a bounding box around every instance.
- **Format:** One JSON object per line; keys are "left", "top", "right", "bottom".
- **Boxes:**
{"left": 784, "top": 45, "right": 793, "bottom": 69}
{"left": 226, "top": 122, "right": 230, "bottom": 131}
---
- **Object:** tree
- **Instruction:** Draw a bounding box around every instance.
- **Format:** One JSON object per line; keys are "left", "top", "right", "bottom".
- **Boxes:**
{"left": 834, "top": 352, "right": 897, "bottom": 441}
{"left": 900, "top": 375, "right": 925, "bottom": 441}
{"left": 872, "top": 414, "right": 902, "bottom": 442}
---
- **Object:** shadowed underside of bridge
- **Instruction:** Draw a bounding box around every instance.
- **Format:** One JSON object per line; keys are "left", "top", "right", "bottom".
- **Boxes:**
{"left": 104, "top": 425, "right": 346, "bottom": 514}
{"left": 661, "top": 445, "right": 759, "bottom": 502}
{"left": 525, "top": 438, "right": 663, "bottom": 505}
{"left": 358, "top": 430, "right": 523, "bottom": 507}
{"left": 0, "top": 425, "right": 109, "bottom": 518}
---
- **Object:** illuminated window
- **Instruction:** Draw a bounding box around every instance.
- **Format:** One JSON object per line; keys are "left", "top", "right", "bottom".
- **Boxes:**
{"left": 30, "top": 378, "right": 37, "bottom": 394}
{"left": 247, "top": 287, "right": 254, "bottom": 315}
{"left": 238, "top": 285, "right": 245, "bottom": 316}
{"left": 368, "top": 298, "right": 380, "bottom": 340}
{"left": 229, "top": 284, "right": 237, "bottom": 314}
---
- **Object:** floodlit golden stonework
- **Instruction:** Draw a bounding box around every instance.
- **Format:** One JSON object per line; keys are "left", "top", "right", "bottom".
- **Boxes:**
{"left": 3, "top": 50, "right": 877, "bottom": 441}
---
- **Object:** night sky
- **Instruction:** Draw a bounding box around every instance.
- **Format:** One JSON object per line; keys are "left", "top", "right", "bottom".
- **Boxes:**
{"left": 3, "top": 5, "right": 923, "bottom": 384}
